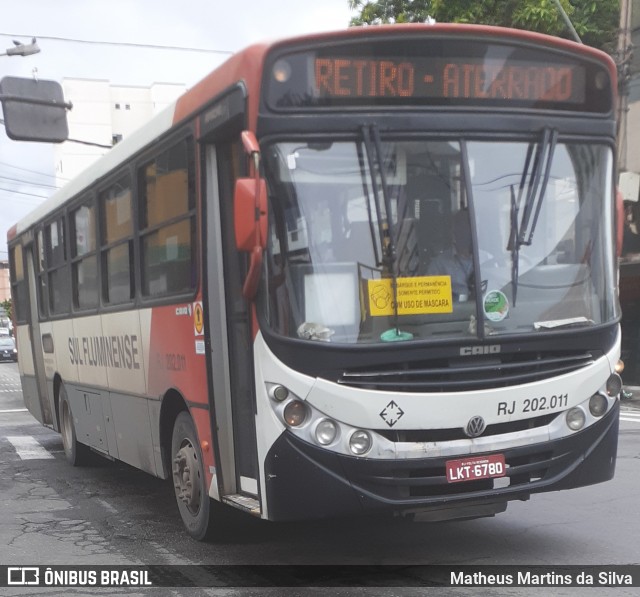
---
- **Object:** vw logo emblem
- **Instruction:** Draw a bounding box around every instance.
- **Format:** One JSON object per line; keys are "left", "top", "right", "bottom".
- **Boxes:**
{"left": 465, "top": 416, "right": 486, "bottom": 438}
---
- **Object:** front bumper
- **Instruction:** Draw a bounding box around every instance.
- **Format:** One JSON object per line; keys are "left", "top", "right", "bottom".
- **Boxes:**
{"left": 264, "top": 401, "right": 619, "bottom": 521}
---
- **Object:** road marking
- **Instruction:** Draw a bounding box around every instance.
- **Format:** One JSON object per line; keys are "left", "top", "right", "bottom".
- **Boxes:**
{"left": 620, "top": 408, "right": 640, "bottom": 423}
{"left": 149, "top": 541, "right": 194, "bottom": 565}
{"left": 620, "top": 415, "right": 640, "bottom": 423}
{"left": 96, "top": 498, "right": 119, "bottom": 514}
{"left": 6, "top": 435, "right": 55, "bottom": 460}
{"left": 0, "top": 408, "right": 28, "bottom": 413}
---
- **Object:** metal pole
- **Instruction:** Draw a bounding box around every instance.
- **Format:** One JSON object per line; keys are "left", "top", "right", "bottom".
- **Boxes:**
{"left": 551, "top": 0, "right": 582, "bottom": 44}
{"left": 616, "top": 0, "right": 633, "bottom": 173}
{"left": 0, "top": 94, "right": 73, "bottom": 111}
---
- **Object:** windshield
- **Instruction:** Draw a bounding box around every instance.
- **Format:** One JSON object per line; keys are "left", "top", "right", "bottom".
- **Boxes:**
{"left": 260, "top": 136, "right": 617, "bottom": 344}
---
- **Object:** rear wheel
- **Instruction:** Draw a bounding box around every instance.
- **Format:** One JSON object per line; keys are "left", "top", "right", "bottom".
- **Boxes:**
{"left": 171, "top": 411, "right": 214, "bottom": 540}
{"left": 59, "top": 384, "right": 91, "bottom": 466}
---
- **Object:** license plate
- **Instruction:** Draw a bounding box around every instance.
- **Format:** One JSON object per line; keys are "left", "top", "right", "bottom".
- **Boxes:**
{"left": 446, "top": 454, "right": 506, "bottom": 483}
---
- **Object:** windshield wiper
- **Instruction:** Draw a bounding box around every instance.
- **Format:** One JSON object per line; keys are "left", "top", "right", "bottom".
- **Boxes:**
{"left": 361, "top": 125, "right": 396, "bottom": 271}
{"left": 360, "top": 125, "right": 411, "bottom": 341}
{"left": 519, "top": 127, "right": 558, "bottom": 246}
{"left": 356, "top": 139, "right": 382, "bottom": 268}
{"left": 508, "top": 128, "right": 558, "bottom": 305}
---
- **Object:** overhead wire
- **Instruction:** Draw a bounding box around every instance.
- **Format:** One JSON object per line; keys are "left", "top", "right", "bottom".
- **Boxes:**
{"left": 0, "top": 32, "right": 234, "bottom": 55}
{"left": 0, "top": 186, "right": 50, "bottom": 200}
{"left": 0, "top": 160, "right": 68, "bottom": 182}
{"left": 0, "top": 174, "right": 60, "bottom": 190}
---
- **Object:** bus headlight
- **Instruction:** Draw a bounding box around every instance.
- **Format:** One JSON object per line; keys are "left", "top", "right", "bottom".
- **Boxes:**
{"left": 566, "top": 407, "right": 586, "bottom": 431}
{"left": 283, "top": 400, "right": 307, "bottom": 427}
{"left": 314, "top": 419, "right": 338, "bottom": 445}
{"left": 605, "top": 373, "right": 622, "bottom": 397}
{"left": 589, "top": 394, "right": 608, "bottom": 417}
{"left": 266, "top": 383, "right": 380, "bottom": 457}
{"left": 349, "top": 430, "right": 372, "bottom": 455}
{"left": 273, "top": 60, "right": 292, "bottom": 83}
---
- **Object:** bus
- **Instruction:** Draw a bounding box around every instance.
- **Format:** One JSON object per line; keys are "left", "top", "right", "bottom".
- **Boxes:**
{"left": 8, "top": 24, "right": 622, "bottom": 540}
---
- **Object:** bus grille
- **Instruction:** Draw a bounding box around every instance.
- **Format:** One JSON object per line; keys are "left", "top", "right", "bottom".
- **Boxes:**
{"left": 375, "top": 412, "right": 557, "bottom": 443}
{"left": 337, "top": 350, "right": 596, "bottom": 392}
{"left": 351, "top": 447, "right": 559, "bottom": 500}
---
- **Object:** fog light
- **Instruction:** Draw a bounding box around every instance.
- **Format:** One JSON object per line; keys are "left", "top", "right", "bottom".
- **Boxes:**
{"left": 589, "top": 394, "right": 608, "bottom": 417}
{"left": 349, "top": 430, "right": 372, "bottom": 455}
{"left": 271, "top": 385, "right": 289, "bottom": 402}
{"left": 606, "top": 373, "right": 622, "bottom": 397}
{"left": 315, "top": 419, "right": 338, "bottom": 445}
{"left": 566, "top": 407, "right": 586, "bottom": 431}
{"left": 615, "top": 360, "right": 625, "bottom": 374}
{"left": 283, "top": 400, "right": 307, "bottom": 427}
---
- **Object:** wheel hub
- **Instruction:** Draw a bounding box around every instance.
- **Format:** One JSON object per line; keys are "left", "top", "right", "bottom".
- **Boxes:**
{"left": 173, "top": 442, "right": 201, "bottom": 514}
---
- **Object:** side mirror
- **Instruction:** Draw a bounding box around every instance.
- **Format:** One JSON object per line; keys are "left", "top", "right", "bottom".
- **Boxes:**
{"left": 1, "top": 76, "right": 71, "bottom": 143}
{"left": 234, "top": 130, "right": 268, "bottom": 300}
{"left": 234, "top": 178, "right": 267, "bottom": 252}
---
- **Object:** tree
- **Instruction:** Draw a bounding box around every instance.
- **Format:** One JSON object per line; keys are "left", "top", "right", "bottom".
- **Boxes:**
{"left": 348, "top": 0, "right": 619, "bottom": 53}
{"left": 1, "top": 299, "right": 12, "bottom": 323}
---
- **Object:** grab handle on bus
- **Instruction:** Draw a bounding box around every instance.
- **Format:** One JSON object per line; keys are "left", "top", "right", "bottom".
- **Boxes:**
{"left": 235, "top": 130, "right": 268, "bottom": 300}
{"left": 616, "top": 188, "right": 624, "bottom": 258}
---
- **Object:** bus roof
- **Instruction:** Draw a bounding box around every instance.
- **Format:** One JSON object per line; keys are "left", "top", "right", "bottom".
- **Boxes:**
{"left": 9, "top": 23, "right": 616, "bottom": 240}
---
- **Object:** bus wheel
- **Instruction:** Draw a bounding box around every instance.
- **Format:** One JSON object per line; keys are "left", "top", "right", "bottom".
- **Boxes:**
{"left": 171, "top": 411, "right": 213, "bottom": 540}
{"left": 59, "top": 384, "right": 90, "bottom": 466}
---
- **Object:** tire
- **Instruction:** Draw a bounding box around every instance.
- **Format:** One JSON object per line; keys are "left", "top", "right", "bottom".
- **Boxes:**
{"left": 59, "top": 384, "right": 91, "bottom": 466}
{"left": 171, "top": 411, "right": 214, "bottom": 540}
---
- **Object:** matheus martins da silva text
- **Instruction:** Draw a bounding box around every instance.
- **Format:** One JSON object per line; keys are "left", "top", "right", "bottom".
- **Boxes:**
{"left": 450, "top": 570, "right": 634, "bottom": 586}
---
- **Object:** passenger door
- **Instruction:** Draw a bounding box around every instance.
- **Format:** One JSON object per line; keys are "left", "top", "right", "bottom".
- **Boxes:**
{"left": 201, "top": 107, "right": 260, "bottom": 506}
{"left": 21, "top": 240, "right": 53, "bottom": 426}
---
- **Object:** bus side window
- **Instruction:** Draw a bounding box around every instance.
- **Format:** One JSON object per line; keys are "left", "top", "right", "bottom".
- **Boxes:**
{"left": 70, "top": 200, "right": 99, "bottom": 309}
{"left": 36, "top": 229, "right": 48, "bottom": 318}
{"left": 100, "top": 175, "right": 134, "bottom": 305}
{"left": 44, "top": 218, "right": 71, "bottom": 315}
{"left": 138, "top": 137, "right": 196, "bottom": 297}
{"left": 9, "top": 244, "right": 27, "bottom": 323}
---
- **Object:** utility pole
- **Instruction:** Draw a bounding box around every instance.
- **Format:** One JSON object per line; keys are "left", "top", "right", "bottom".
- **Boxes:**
{"left": 617, "top": 0, "right": 634, "bottom": 174}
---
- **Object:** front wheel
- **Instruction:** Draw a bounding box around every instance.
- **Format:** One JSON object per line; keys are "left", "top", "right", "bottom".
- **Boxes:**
{"left": 59, "top": 384, "right": 91, "bottom": 466}
{"left": 171, "top": 411, "right": 214, "bottom": 540}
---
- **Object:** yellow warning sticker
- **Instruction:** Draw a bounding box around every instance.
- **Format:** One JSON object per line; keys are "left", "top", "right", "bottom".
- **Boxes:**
{"left": 367, "top": 276, "right": 453, "bottom": 316}
{"left": 193, "top": 302, "right": 204, "bottom": 336}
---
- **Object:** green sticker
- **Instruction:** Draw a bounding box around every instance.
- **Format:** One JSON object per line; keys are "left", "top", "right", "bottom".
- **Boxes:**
{"left": 483, "top": 290, "right": 509, "bottom": 322}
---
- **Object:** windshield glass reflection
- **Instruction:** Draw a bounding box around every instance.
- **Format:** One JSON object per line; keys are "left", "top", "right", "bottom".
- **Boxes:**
{"left": 260, "top": 137, "right": 617, "bottom": 344}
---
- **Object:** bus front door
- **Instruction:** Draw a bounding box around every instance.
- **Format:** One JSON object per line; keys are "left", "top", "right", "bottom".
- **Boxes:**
{"left": 22, "top": 243, "right": 53, "bottom": 426}
{"left": 204, "top": 141, "right": 260, "bottom": 511}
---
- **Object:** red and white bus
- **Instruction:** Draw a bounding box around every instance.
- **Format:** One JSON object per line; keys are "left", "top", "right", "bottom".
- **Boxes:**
{"left": 9, "top": 24, "right": 622, "bottom": 539}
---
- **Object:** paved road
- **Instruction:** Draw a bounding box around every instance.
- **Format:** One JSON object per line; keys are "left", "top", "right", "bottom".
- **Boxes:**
{"left": 1, "top": 361, "right": 640, "bottom": 596}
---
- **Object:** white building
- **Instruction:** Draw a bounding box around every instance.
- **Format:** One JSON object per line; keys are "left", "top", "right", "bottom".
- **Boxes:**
{"left": 618, "top": 0, "right": 640, "bottom": 201}
{"left": 0, "top": 260, "right": 10, "bottom": 303}
{"left": 54, "top": 79, "right": 186, "bottom": 186}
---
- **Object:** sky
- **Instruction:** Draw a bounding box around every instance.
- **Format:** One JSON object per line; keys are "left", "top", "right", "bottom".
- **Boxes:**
{"left": 0, "top": 0, "right": 355, "bottom": 260}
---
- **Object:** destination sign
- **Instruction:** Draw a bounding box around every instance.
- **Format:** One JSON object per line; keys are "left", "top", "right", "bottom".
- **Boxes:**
{"left": 265, "top": 38, "right": 612, "bottom": 113}
{"left": 313, "top": 57, "right": 584, "bottom": 104}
